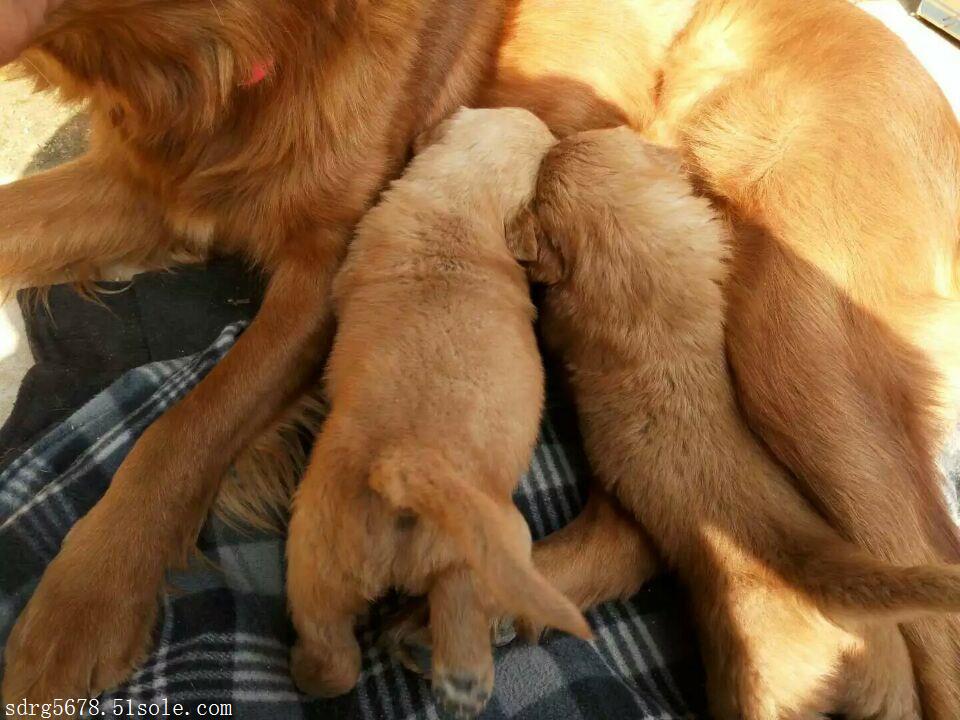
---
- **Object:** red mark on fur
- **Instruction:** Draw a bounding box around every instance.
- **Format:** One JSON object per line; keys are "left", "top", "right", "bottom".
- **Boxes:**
{"left": 242, "top": 59, "right": 273, "bottom": 87}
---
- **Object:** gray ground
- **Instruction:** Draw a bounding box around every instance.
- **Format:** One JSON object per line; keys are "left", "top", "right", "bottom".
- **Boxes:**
{"left": 0, "top": 0, "right": 957, "bottom": 423}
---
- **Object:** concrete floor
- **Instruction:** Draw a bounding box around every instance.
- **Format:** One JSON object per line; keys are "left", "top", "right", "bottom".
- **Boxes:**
{"left": 0, "top": 0, "right": 958, "bottom": 425}
{"left": 0, "top": 71, "right": 87, "bottom": 424}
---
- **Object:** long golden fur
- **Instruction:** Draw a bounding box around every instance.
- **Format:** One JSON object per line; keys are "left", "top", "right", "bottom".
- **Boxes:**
{"left": 286, "top": 108, "right": 587, "bottom": 717}
{"left": 1, "top": 0, "right": 959, "bottom": 716}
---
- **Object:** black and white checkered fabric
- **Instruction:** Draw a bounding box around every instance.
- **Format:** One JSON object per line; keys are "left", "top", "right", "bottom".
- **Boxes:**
{"left": 0, "top": 323, "right": 709, "bottom": 719}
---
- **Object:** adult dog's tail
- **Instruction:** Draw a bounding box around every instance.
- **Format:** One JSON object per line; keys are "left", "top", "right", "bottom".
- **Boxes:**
{"left": 370, "top": 446, "right": 592, "bottom": 640}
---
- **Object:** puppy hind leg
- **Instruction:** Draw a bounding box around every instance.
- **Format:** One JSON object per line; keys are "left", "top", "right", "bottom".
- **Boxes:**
{"left": 532, "top": 485, "right": 659, "bottom": 608}
{"left": 380, "top": 490, "right": 644, "bottom": 671}
{"left": 429, "top": 567, "right": 496, "bottom": 720}
{"left": 286, "top": 531, "right": 365, "bottom": 697}
{"left": 286, "top": 443, "right": 367, "bottom": 698}
{"left": 518, "top": 485, "right": 659, "bottom": 640}
{"left": 288, "top": 594, "right": 364, "bottom": 698}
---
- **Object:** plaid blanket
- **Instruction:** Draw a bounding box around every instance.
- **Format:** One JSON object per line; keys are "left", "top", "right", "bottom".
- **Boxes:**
{"left": 0, "top": 323, "right": 708, "bottom": 720}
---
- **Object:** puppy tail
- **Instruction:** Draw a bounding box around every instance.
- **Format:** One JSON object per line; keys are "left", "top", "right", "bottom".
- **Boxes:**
{"left": 369, "top": 447, "right": 592, "bottom": 640}
{"left": 776, "top": 522, "right": 960, "bottom": 619}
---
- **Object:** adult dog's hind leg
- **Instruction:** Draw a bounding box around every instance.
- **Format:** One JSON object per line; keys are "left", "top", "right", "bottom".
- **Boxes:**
{"left": 712, "top": 166, "right": 960, "bottom": 720}
{"left": 0, "top": 155, "right": 173, "bottom": 286}
{"left": 839, "top": 624, "right": 919, "bottom": 720}
{"left": 679, "top": 66, "right": 960, "bottom": 717}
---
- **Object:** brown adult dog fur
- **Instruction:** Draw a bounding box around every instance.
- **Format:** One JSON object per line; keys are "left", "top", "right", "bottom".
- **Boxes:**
{"left": 0, "top": 0, "right": 507, "bottom": 707}
{"left": 2, "top": 0, "right": 960, "bottom": 714}
{"left": 522, "top": 126, "right": 960, "bottom": 720}
{"left": 285, "top": 107, "right": 587, "bottom": 717}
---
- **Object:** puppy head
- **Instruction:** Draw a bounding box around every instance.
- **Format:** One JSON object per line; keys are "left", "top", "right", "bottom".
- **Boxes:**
{"left": 413, "top": 107, "right": 557, "bottom": 229}
{"left": 528, "top": 126, "right": 686, "bottom": 284}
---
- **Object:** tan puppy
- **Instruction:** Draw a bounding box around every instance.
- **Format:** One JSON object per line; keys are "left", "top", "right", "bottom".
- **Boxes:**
{"left": 519, "top": 126, "right": 960, "bottom": 720}
{"left": 285, "top": 107, "right": 588, "bottom": 719}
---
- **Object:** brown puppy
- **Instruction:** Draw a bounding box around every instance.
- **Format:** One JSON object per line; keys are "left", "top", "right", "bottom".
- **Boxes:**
{"left": 286, "top": 107, "right": 588, "bottom": 718}
{"left": 521, "top": 126, "right": 960, "bottom": 720}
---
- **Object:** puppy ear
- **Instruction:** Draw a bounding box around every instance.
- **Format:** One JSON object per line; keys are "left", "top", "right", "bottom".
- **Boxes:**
{"left": 506, "top": 207, "right": 564, "bottom": 285}
{"left": 505, "top": 206, "right": 540, "bottom": 263}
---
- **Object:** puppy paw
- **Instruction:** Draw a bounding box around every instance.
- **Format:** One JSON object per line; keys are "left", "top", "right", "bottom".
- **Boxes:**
{"left": 433, "top": 671, "right": 493, "bottom": 720}
{"left": 381, "top": 600, "right": 434, "bottom": 676}
{"left": 291, "top": 640, "right": 361, "bottom": 697}
{"left": 396, "top": 632, "right": 435, "bottom": 677}
{"left": 382, "top": 602, "right": 517, "bottom": 677}
{"left": 514, "top": 615, "right": 555, "bottom": 644}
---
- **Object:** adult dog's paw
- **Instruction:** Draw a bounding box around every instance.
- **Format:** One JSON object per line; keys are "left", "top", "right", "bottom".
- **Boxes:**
{"left": 1, "top": 518, "right": 159, "bottom": 715}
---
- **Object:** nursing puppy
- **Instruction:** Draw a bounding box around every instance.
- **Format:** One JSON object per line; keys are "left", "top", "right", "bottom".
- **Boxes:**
{"left": 285, "top": 108, "right": 587, "bottom": 718}
{"left": 520, "top": 126, "right": 960, "bottom": 720}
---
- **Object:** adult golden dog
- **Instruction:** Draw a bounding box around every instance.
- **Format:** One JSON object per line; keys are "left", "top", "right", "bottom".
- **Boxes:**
{"left": 1, "top": 0, "right": 958, "bottom": 716}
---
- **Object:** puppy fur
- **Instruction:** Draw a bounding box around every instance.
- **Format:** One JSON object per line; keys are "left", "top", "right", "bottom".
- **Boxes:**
{"left": 524, "top": 126, "right": 960, "bottom": 720}
{"left": 285, "top": 108, "right": 587, "bottom": 717}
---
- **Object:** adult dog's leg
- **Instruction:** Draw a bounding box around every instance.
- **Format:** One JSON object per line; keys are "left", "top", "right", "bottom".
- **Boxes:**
{"left": 679, "top": 61, "right": 960, "bottom": 715}
{"left": 1, "top": 238, "right": 341, "bottom": 707}
{"left": 724, "top": 250, "right": 960, "bottom": 716}
{"left": 839, "top": 624, "right": 919, "bottom": 720}
{"left": 0, "top": 156, "right": 173, "bottom": 285}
